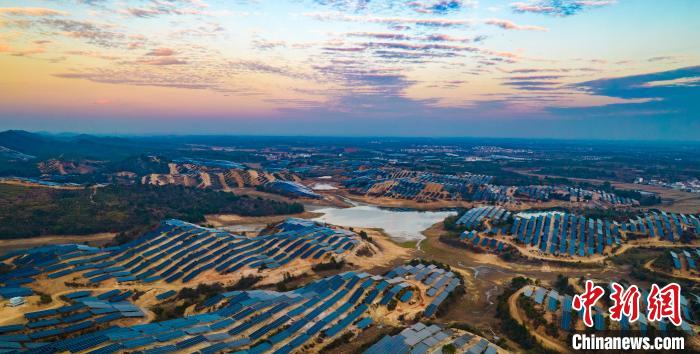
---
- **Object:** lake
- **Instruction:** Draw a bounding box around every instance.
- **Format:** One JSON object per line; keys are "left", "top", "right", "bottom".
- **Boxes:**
{"left": 311, "top": 205, "right": 455, "bottom": 242}
{"left": 310, "top": 183, "right": 338, "bottom": 190}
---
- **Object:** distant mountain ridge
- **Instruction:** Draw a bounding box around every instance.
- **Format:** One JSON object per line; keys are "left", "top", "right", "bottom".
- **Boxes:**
{"left": 0, "top": 130, "right": 161, "bottom": 160}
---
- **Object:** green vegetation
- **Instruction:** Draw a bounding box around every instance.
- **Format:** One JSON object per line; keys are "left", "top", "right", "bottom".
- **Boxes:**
{"left": 229, "top": 275, "right": 262, "bottom": 291}
{"left": 394, "top": 240, "right": 418, "bottom": 249}
{"left": 153, "top": 283, "right": 227, "bottom": 321}
{"left": 443, "top": 212, "right": 467, "bottom": 234}
{"left": 574, "top": 207, "right": 640, "bottom": 222}
{"left": 275, "top": 272, "right": 307, "bottom": 292}
{"left": 37, "top": 293, "right": 53, "bottom": 305}
{"left": 320, "top": 332, "right": 354, "bottom": 351}
{"left": 358, "top": 230, "right": 369, "bottom": 240}
{"left": 0, "top": 184, "right": 303, "bottom": 240}
{"left": 611, "top": 248, "right": 697, "bottom": 290}
{"left": 311, "top": 257, "right": 345, "bottom": 271}
{"left": 553, "top": 274, "right": 575, "bottom": 296}
{"left": 495, "top": 277, "right": 557, "bottom": 354}
{"left": 517, "top": 295, "right": 546, "bottom": 329}
{"left": 441, "top": 344, "right": 456, "bottom": 354}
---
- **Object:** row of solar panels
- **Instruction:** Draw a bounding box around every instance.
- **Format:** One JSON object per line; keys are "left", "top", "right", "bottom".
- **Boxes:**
{"left": 0, "top": 244, "right": 107, "bottom": 294}
{"left": 505, "top": 211, "right": 699, "bottom": 257}
{"left": 670, "top": 249, "right": 700, "bottom": 270}
{"left": 14, "top": 265, "right": 460, "bottom": 354}
{"left": 621, "top": 212, "right": 700, "bottom": 240}
{"left": 25, "top": 219, "right": 359, "bottom": 287}
{"left": 456, "top": 206, "right": 511, "bottom": 229}
{"left": 364, "top": 322, "right": 500, "bottom": 354}
{"left": 0, "top": 290, "right": 144, "bottom": 348}
{"left": 460, "top": 232, "right": 507, "bottom": 253}
{"left": 467, "top": 185, "right": 513, "bottom": 203}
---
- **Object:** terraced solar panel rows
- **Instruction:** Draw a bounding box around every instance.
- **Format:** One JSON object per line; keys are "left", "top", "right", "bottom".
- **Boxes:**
{"left": 0, "top": 218, "right": 361, "bottom": 294}
{"left": 6, "top": 264, "right": 461, "bottom": 353}
{"left": 454, "top": 209, "right": 700, "bottom": 258}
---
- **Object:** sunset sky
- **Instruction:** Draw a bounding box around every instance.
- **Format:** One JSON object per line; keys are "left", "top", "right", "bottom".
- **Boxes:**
{"left": 1, "top": 0, "right": 699, "bottom": 139}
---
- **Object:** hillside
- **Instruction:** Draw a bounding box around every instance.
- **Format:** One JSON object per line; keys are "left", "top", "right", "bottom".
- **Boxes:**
{"left": 0, "top": 183, "right": 303, "bottom": 240}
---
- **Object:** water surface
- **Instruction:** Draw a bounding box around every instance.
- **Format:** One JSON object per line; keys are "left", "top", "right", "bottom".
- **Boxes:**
{"left": 311, "top": 183, "right": 338, "bottom": 190}
{"left": 311, "top": 205, "right": 455, "bottom": 242}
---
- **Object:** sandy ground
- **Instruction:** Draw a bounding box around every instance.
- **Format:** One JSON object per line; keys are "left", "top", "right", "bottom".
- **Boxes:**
{"left": 0, "top": 282, "right": 160, "bottom": 327}
{"left": 342, "top": 226, "right": 413, "bottom": 271}
{"left": 0, "top": 233, "right": 116, "bottom": 254}
{"left": 204, "top": 212, "right": 323, "bottom": 228}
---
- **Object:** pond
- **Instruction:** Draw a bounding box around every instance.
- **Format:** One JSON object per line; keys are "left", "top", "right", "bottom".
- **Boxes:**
{"left": 310, "top": 183, "right": 338, "bottom": 190}
{"left": 311, "top": 205, "right": 455, "bottom": 242}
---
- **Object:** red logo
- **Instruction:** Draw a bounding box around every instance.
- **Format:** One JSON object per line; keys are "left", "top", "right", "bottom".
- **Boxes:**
{"left": 571, "top": 281, "right": 683, "bottom": 327}
{"left": 647, "top": 283, "right": 682, "bottom": 326}
{"left": 609, "top": 282, "right": 640, "bottom": 322}
{"left": 572, "top": 280, "right": 605, "bottom": 327}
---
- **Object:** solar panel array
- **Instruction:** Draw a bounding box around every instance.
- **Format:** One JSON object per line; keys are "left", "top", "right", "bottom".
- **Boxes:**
{"left": 344, "top": 169, "right": 493, "bottom": 202}
{"left": 514, "top": 186, "right": 638, "bottom": 206}
{"left": 364, "top": 322, "right": 503, "bottom": 354}
{"left": 467, "top": 185, "right": 513, "bottom": 204}
{"left": 622, "top": 211, "right": 700, "bottom": 241}
{"left": 0, "top": 244, "right": 107, "bottom": 299}
{"left": 263, "top": 181, "right": 321, "bottom": 199}
{"left": 0, "top": 290, "right": 144, "bottom": 350}
{"left": 1, "top": 219, "right": 361, "bottom": 288}
{"left": 669, "top": 249, "right": 700, "bottom": 271}
{"left": 521, "top": 284, "right": 696, "bottom": 335}
{"left": 456, "top": 206, "right": 511, "bottom": 229}
{"left": 459, "top": 231, "right": 507, "bottom": 253}
{"left": 564, "top": 187, "right": 638, "bottom": 206}
{"left": 514, "top": 186, "right": 556, "bottom": 202}
{"left": 504, "top": 211, "right": 700, "bottom": 257}
{"left": 11, "top": 265, "right": 460, "bottom": 354}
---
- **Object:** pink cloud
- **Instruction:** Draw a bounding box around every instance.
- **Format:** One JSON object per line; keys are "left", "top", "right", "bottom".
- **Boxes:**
{"left": 0, "top": 7, "right": 67, "bottom": 16}
{"left": 146, "top": 47, "right": 176, "bottom": 56}
{"left": 484, "top": 19, "right": 548, "bottom": 31}
{"left": 305, "top": 12, "right": 472, "bottom": 27}
{"left": 139, "top": 57, "right": 187, "bottom": 65}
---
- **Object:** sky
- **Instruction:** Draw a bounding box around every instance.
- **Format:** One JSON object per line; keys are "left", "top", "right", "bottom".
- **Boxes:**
{"left": 0, "top": 0, "right": 699, "bottom": 140}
